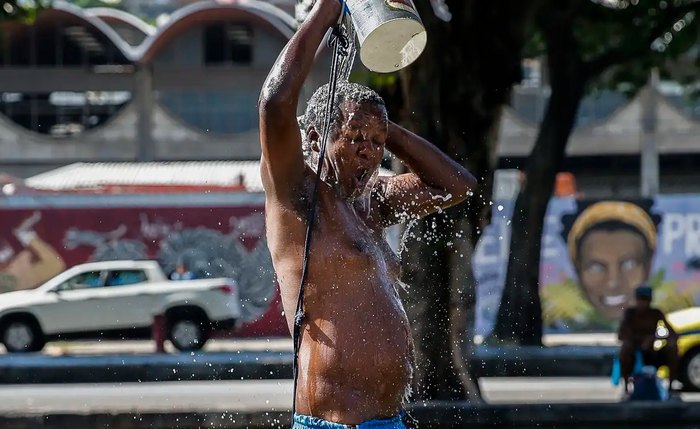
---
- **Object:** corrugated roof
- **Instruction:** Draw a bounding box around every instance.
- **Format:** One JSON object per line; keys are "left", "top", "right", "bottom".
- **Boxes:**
{"left": 25, "top": 161, "right": 262, "bottom": 191}
{"left": 25, "top": 161, "right": 395, "bottom": 193}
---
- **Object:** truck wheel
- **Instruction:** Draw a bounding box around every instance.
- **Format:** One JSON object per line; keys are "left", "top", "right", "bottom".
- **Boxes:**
{"left": 2, "top": 318, "right": 45, "bottom": 353}
{"left": 681, "top": 349, "right": 700, "bottom": 392}
{"left": 168, "top": 312, "right": 208, "bottom": 352}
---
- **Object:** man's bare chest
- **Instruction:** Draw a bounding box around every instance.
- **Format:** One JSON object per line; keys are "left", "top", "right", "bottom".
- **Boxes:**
{"left": 266, "top": 175, "right": 401, "bottom": 278}
{"left": 316, "top": 201, "right": 399, "bottom": 275}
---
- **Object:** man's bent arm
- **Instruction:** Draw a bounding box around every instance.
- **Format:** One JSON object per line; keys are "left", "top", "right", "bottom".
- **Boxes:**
{"left": 258, "top": 0, "right": 340, "bottom": 197}
{"left": 373, "top": 121, "right": 477, "bottom": 225}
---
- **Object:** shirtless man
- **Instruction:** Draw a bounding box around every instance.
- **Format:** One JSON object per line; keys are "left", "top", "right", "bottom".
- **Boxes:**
{"left": 618, "top": 285, "right": 680, "bottom": 395}
{"left": 258, "top": 0, "right": 476, "bottom": 426}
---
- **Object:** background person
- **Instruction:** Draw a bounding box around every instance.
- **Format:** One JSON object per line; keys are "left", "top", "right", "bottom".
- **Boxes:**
{"left": 170, "top": 262, "right": 195, "bottom": 281}
{"left": 618, "top": 285, "right": 680, "bottom": 395}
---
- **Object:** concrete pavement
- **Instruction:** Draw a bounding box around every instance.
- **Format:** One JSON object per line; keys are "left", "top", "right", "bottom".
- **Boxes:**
{"left": 1, "top": 379, "right": 699, "bottom": 429}
{"left": 0, "top": 335, "right": 620, "bottom": 384}
{"left": 0, "top": 346, "right": 619, "bottom": 384}
{"left": 3, "top": 333, "right": 619, "bottom": 356}
{"left": 3, "top": 378, "right": 699, "bottom": 415}
{"left": 37, "top": 338, "right": 292, "bottom": 356}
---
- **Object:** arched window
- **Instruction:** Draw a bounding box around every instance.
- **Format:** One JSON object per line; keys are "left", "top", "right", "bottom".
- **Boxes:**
{"left": 158, "top": 90, "right": 258, "bottom": 135}
{"left": 204, "top": 23, "right": 253, "bottom": 66}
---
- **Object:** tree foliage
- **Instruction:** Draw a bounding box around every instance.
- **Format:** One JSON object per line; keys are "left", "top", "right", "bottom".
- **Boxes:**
{"left": 1, "top": 1, "right": 51, "bottom": 22}
{"left": 68, "top": 0, "right": 125, "bottom": 10}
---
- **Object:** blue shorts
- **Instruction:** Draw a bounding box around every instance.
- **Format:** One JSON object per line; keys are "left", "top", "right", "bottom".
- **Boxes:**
{"left": 292, "top": 413, "right": 406, "bottom": 429}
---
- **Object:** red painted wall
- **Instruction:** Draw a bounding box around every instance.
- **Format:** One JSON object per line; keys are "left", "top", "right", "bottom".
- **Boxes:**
{"left": 0, "top": 204, "right": 288, "bottom": 338}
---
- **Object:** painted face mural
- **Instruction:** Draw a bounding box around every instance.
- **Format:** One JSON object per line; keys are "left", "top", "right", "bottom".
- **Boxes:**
{"left": 565, "top": 201, "right": 657, "bottom": 322}
{"left": 474, "top": 196, "right": 700, "bottom": 337}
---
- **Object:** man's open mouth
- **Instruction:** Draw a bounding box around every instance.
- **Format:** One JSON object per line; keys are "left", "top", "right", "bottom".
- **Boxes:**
{"left": 355, "top": 168, "right": 370, "bottom": 187}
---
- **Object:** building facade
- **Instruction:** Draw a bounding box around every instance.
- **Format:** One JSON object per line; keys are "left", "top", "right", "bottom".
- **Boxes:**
{"left": 3, "top": 1, "right": 700, "bottom": 198}
{"left": 0, "top": 0, "right": 324, "bottom": 178}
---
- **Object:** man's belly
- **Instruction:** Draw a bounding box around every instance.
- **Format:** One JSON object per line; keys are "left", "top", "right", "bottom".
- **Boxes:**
{"left": 295, "top": 285, "right": 413, "bottom": 421}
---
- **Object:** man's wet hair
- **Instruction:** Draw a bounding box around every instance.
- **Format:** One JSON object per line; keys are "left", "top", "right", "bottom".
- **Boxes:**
{"left": 299, "top": 82, "right": 385, "bottom": 159}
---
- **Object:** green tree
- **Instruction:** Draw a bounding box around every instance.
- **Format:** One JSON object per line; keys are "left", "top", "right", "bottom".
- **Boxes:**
{"left": 493, "top": 0, "right": 700, "bottom": 345}
{"left": 1, "top": 1, "right": 50, "bottom": 22}
{"left": 68, "top": 0, "right": 125, "bottom": 10}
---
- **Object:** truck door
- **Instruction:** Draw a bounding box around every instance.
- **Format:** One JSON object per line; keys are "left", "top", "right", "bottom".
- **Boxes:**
{"left": 36, "top": 270, "right": 111, "bottom": 335}
{"left": 101, "top": 269, "right": 154, "bottom": 330}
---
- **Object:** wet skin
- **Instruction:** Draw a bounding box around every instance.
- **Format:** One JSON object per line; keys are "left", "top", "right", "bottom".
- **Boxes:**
{"left": 272, "top": 166, "right": 414, "bottom": 420}
{"left": 258, "top": 0, "right": 475, "bottom": 423}
{"left": 576, "top": 230, "right": 650, "bottom": 321}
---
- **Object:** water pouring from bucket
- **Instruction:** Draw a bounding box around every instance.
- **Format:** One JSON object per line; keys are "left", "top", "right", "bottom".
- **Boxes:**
{"left": 343, "top": 0, "right": 427, "bottom": 73}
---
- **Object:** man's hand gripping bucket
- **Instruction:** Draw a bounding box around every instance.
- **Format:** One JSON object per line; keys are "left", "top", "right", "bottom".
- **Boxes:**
{"left": 343, "top": 0, "right": 427, "bottom": 73}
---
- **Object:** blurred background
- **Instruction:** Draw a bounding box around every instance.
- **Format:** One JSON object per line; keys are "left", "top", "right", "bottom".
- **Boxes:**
{"left": 2, "top": 0, "right": 700, "bottom": 428}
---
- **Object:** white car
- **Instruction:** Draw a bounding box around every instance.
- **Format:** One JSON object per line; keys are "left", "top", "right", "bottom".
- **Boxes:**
{"left": 0, "top": 260, "right": 240, "bottom": 353}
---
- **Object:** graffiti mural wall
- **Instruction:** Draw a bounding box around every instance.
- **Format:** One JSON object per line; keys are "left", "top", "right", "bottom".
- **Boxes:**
{"left": 0, "top": 203, "right": 286, "bottom": 337}
{"left": 474, "top": 195, "right": 700, "bottom": 336}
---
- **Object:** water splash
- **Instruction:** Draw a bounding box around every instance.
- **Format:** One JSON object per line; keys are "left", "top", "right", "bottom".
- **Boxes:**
{"left": 430, "top": 0, "right": 452, "bottom": 22}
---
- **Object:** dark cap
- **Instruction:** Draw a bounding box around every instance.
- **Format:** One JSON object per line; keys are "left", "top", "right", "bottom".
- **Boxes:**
{"left": 635, "top": 285, "right": 653, "bottom": 300}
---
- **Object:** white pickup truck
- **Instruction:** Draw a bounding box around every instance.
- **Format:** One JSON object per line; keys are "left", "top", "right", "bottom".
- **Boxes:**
{"left": 0, "top": 260, "right": 240, "bottom": 353}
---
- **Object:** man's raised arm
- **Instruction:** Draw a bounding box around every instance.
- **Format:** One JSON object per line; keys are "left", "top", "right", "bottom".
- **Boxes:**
{"left": 371, "top": 121, "right": 477, "bottom": 226}
{"left": 258, "top": 0, "right": 340, "bottom": 198}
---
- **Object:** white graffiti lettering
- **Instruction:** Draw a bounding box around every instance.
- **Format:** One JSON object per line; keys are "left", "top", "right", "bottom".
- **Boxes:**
{"left": 139, "top": 214, "right": 183, "bottom": 240}
{"left": 662, "top": 213, "right": 700, "bottom": 257}
{"left": 229, "top": 213, "right": 265, "bottom": 239}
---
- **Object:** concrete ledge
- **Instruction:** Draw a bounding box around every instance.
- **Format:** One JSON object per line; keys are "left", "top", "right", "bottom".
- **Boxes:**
{"left": 0, "top": 351, "right": 294, "bottom": 384}
{"left": 0, "top": 402, "right": 697, "bottom": 429}
{"left": 0, "top": 346, "right": 617, "bottom": 384}
{"left": 407, "top": 401, "right": 700, "bottom": 428}
{"left": 473, "top": 345, "right": 617, "bottom": 377}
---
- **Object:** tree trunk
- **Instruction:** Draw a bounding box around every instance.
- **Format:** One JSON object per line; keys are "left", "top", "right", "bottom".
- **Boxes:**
{"left": 398, "top": 0, "right": 539, "bottom": 399}
{"left": 492, "top": 2, "right": 587, "bottom": 345}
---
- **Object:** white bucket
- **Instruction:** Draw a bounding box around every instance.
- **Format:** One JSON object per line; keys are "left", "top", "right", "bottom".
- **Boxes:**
{"left": 344, "top": 0, "right": 427, "bottom": 73}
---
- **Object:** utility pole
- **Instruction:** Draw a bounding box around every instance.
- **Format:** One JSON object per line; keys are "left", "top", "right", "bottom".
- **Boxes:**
{"left": 135, "top": 64, "right": 155, "bottom": 162}
{"left": 640, "top": 68, "right": 659, "bottom": 197}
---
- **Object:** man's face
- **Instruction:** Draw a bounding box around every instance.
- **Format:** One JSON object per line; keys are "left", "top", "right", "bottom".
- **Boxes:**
{"left": 326, "top": 101, "right": 388, "bottom": 200}
{"left": 576, "top": 230, "right": 650, "bottom": 321}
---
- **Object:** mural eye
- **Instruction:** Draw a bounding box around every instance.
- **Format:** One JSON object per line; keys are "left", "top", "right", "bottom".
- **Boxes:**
{"left": 585, "top": 262, "right": 606, "bottom": 274}
{"left": 620, "top": 259, "right": 639, "bottom": 271}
